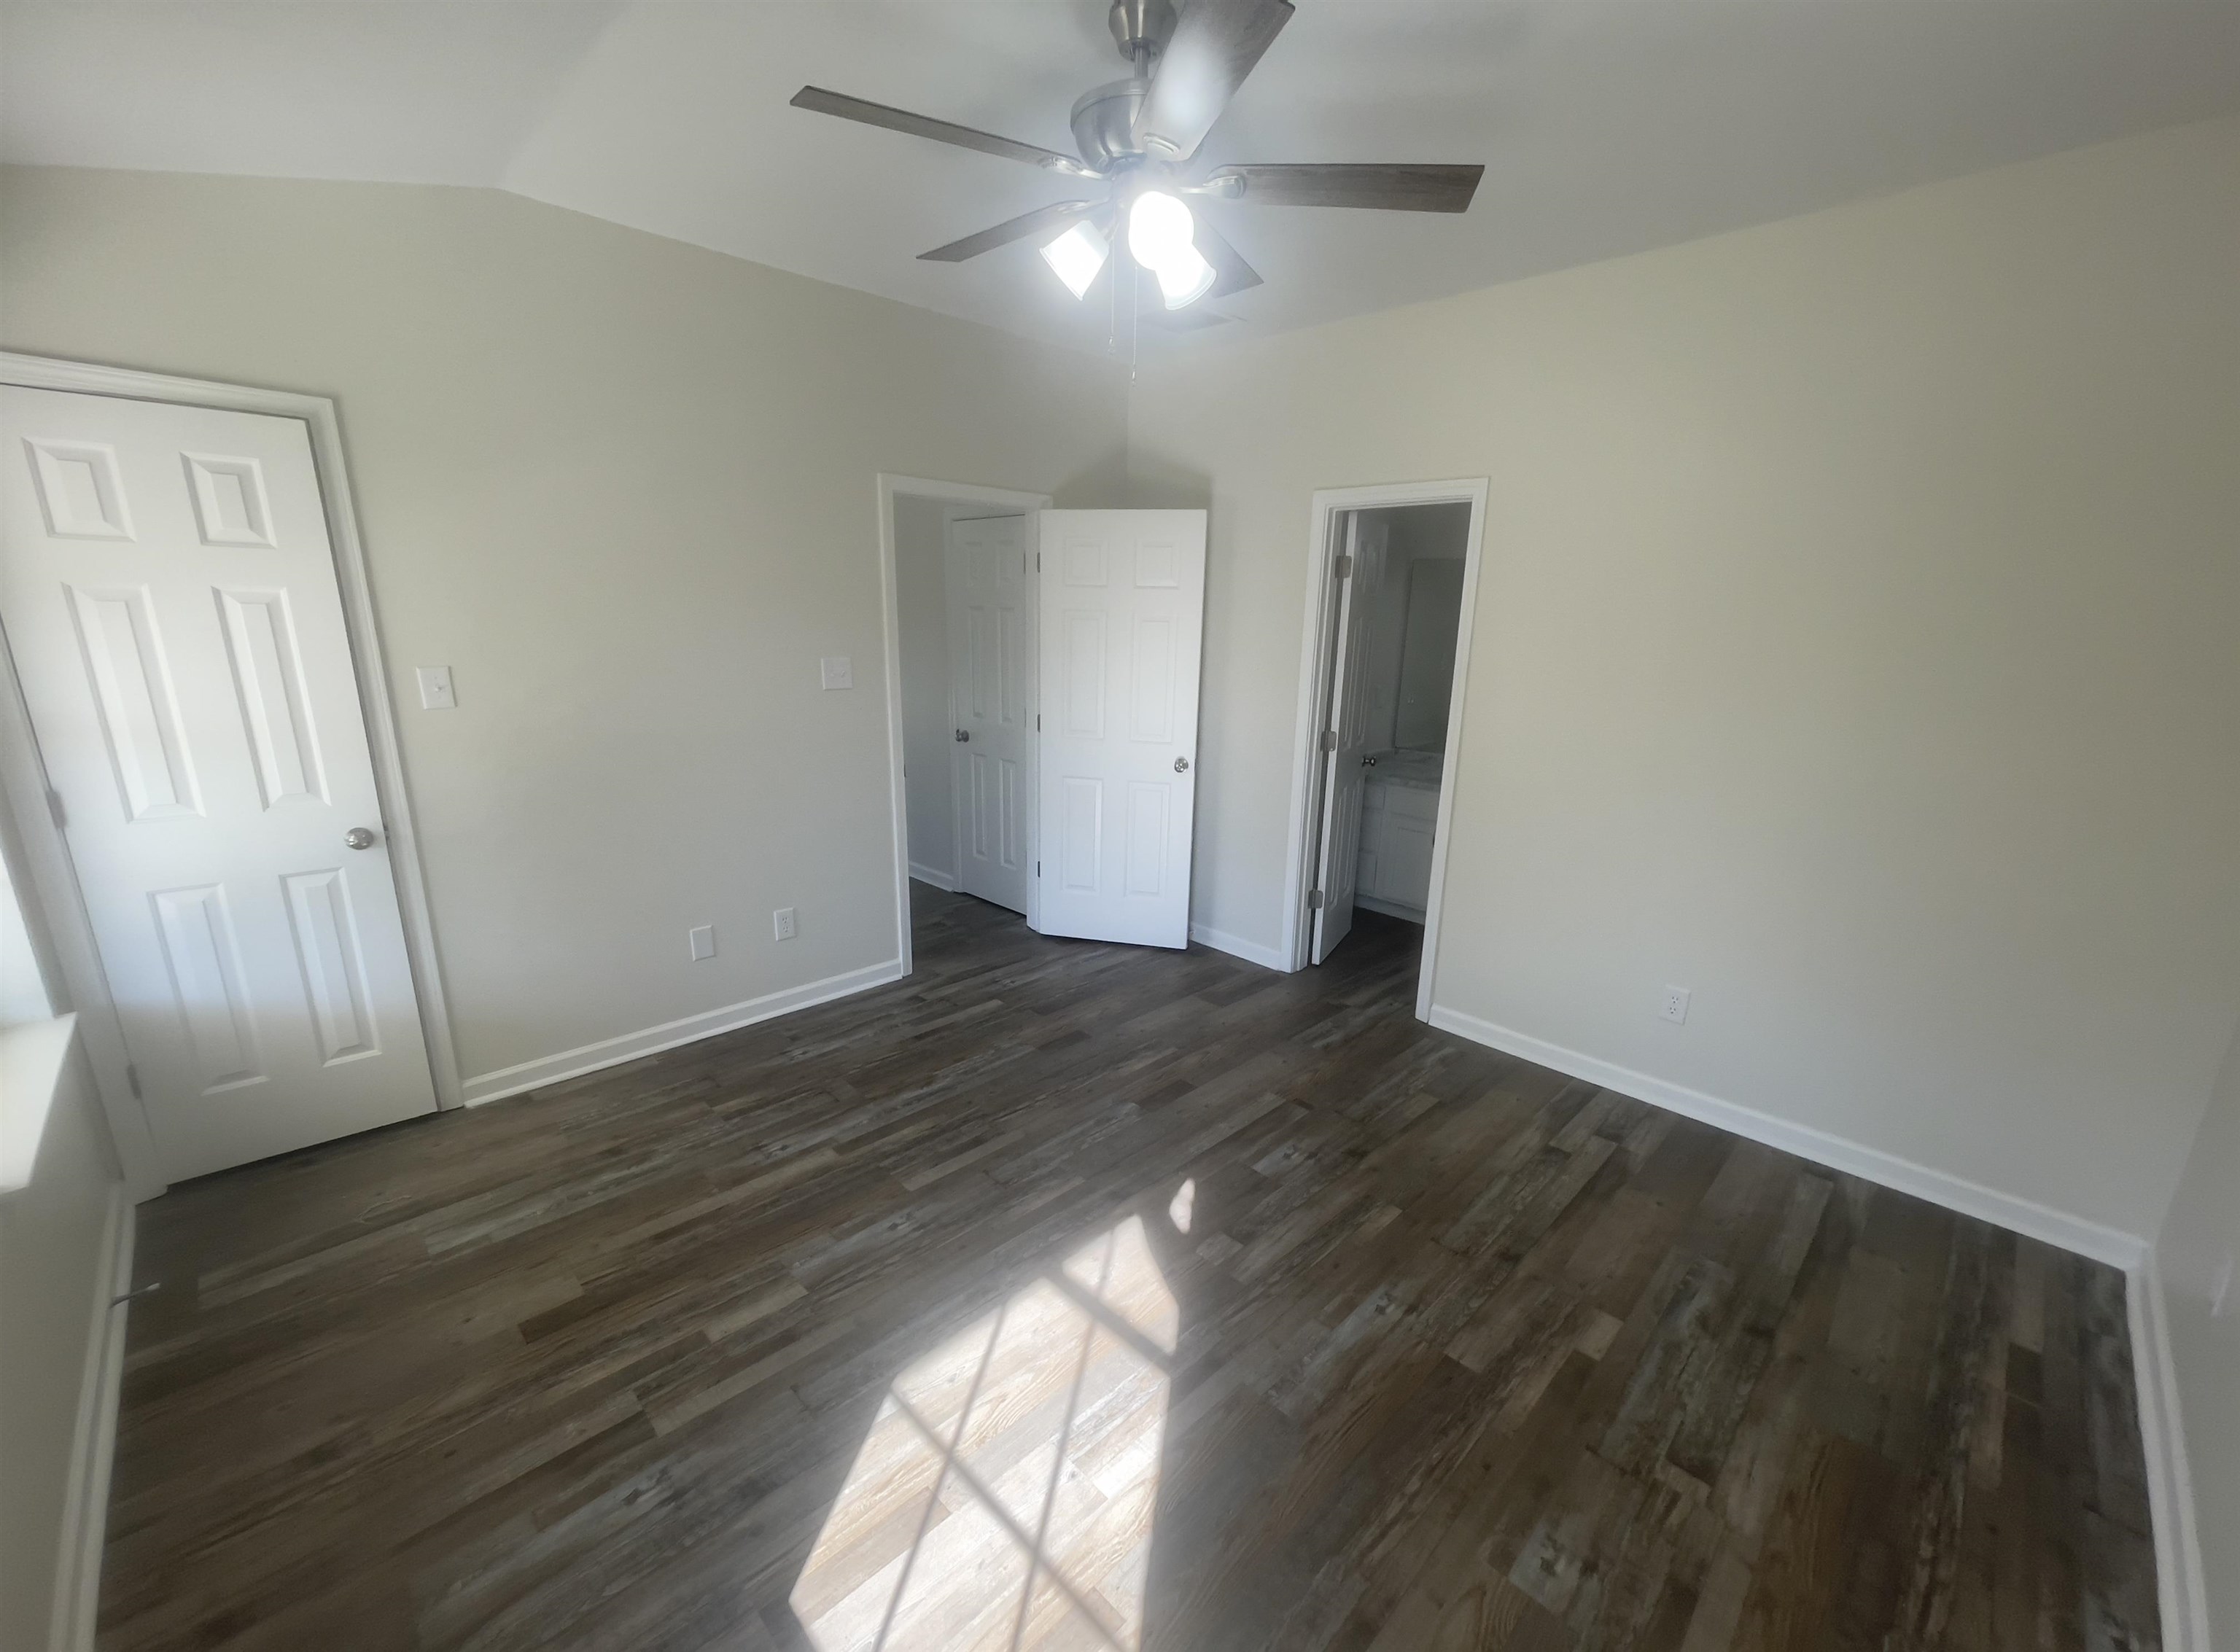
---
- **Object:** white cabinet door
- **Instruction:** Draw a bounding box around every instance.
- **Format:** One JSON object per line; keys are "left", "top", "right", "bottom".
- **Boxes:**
{"left": 1035, "top": 510, "right": 1205, "bottom": 948}
{"left": 1311, "top": 515, "right": 1386, "bottom": 963}
{"left": 945, "top": 513, "right": 1035, "bottom": 917}
{"left": 1, "top": 386, "right": 437, "bottom": 1182}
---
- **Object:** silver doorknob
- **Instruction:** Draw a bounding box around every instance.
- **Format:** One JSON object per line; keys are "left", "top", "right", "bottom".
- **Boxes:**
{"left": 343, "top": 827, "right": 377, "bottom": 850}
{"left": 1362, "top": 755, "right": 1377, "bottom": 768}
{"left": 1173, "top": 756, "right": 1190, "bottom": 773}
{"left": 954, "top": 728, "right": 971, "bottom": 743}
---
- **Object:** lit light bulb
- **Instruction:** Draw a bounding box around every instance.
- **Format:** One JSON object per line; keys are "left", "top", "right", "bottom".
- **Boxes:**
{"left": 1039, "top": 220, "right": 1108, "bottom": 300}
{"left": 1127, "top": 190, "right": 1196, "bottom": 270}
{"left": 1151, "top": 241, "right": 1216, "bottom": 308}
{"left": 1126, "top": 190, "right": 1216, "bottom": 310}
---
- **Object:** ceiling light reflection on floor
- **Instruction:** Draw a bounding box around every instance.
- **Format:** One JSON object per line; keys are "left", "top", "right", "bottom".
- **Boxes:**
{"left": 791, "top": 1215, "right": 1178, "bottom": 1651}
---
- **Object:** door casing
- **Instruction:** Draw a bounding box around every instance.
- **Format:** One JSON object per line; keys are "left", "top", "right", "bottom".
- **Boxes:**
{"left": 1283, "top": 480, "right": 1490, "bottom": 1013}
{"left": 1310, "top": 513, "right": 1388, "bottom": 965}
{"left": 0, "top": 352, "right": 460, "bottom": 1200}
{"left": 876, "top": 475, "right": 1052, "bottom": 976}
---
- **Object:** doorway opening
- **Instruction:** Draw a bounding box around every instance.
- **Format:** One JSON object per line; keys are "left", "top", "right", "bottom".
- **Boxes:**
{"left": 888, "top": 483, "right": 1043, "bottom": 937}
{"left": 878, "top": 479, "right": 1212, "bottom": 968}
{"left": 1286, "top": 482, "right": 1488, "bottom": 1013}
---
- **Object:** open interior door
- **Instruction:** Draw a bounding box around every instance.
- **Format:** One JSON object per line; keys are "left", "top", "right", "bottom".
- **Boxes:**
{"left": 1311, "top": 513, "right": 1387, "bottom": 963}
{"left": 1035, "top": 510, "right": 1206, "bottom": 948}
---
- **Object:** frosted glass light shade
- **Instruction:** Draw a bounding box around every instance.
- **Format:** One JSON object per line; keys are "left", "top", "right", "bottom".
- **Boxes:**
{"left": 1040, "top": 220, "right": 1108, "bottom": 300}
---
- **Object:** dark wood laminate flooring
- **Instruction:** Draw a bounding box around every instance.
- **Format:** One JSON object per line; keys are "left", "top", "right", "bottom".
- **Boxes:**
{"left": 102, "top": 886, "right": 2160, "bottom": 1651}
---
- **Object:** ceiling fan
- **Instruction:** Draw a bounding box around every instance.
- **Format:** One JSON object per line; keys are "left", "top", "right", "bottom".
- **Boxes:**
{"left": 790, "top": 0, "right": 1484, "bottom": 329}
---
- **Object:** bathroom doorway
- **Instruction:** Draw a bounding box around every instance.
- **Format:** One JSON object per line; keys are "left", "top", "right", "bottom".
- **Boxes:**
{"left": 1286, "top": 481, "right": 1488, "bottom": 1013}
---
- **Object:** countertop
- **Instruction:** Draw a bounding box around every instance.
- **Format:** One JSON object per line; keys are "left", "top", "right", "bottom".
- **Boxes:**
{"left": 1365, "top": 749, "right": 1444, "bottom": 790}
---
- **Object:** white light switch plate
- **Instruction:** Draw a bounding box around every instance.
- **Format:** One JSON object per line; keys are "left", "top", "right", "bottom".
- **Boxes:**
{"left": 688, "top": 924, "right": 715, "bottom": 962}
{"left": 820, "top": 656, "right": 852, "bottom": 691}
{"left": 416, "top": 666, "right": 456, "bottom": 709}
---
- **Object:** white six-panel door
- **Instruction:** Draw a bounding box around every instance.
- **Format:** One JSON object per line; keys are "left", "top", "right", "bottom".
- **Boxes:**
{"left": 1, "top": 386, "right": 436, "bottom": 1182}
{"left": 1035, "top": 510, "right": 1206, "bottom": 948}
{"left": 945, "top": 513, "right": 1035, "bottom": 918}
{"left": 1312, "top": 514, "right": 1387, "bottom": 963}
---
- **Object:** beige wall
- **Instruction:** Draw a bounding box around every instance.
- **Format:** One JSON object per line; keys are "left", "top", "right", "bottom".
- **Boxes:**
{"left": 0, "top": 165, "right": 1127, "bottom": 1094}
{"left": 2158, "top": 1010, "right": 2239, "bottom": 1647}
{"left": 1129, "top": 116, "right": 2240, "bottom": 1241}
{"left": 0, "top": 1031, "right": 121, "bottom": 1652}
{"left": 894, "top": 494, "right": 956, "bottom": 883}
{"left": 3, "top": 123, "right": 2234, "bottom": 1242}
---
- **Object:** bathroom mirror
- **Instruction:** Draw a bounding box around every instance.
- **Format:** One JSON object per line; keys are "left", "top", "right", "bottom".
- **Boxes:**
{"left": 1393, "top": 558, "right": 1464, "bottom": 752}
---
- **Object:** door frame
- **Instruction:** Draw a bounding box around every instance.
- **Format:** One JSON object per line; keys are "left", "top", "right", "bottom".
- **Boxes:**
{"left": 874, "top": 474, "right": 1051, "bottom": 977}
{"left": 0, "top": 352, "right": 463, "bottom": 1197}
{"left": 1281, "top": 479, "right": 1490, "bottom": 1017}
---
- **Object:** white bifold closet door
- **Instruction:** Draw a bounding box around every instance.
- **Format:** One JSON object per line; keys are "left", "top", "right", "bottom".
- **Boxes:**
{"left": 1034, "top": 510, "right": 1206, "bottom": 948}
{"left": 0, "top": 386, "right": 438, "bottom": 1182}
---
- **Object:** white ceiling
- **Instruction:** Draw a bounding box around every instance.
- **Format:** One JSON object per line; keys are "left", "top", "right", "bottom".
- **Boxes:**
{"left": 7, "top": 1, "right": 2239, "bottom": 351}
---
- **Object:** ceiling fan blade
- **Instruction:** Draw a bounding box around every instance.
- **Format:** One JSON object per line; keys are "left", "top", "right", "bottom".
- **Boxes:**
{"left": 1207, "top": 163, "right": 1484, "bottom": 213}
{"left": 1132, "top": 0, "right": 1295, "bottom": 163}
{"left": 1190, "top": 218, "right": 1262, "bottom": 298}
{"left": 792, "top": 86, "right": 1092, "bottom": 175}
{"left": 1140, "top": 305, "right": 1234, "bottom": 332}
{"left": 919, "top": 200, "right": 1096, "bottom": 263}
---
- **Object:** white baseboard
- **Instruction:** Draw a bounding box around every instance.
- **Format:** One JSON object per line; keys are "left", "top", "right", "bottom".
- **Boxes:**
{"left": 1422, "top": 1003, "right": 2149, "bottom": 1271}
{"left": 2128, "top": 1252, "right": 2210, "bottom": 1652}
{"left": 50, "top": 1185, "right": 133, "bottom": 1652}
{"left": 1355, "top": 894, "right": 1427, "bottom": 923}
{"left": 461, "top": 958, "right": 908, "bottom": 1107}
{"left": 1189, "top": 922, "right": 1291, "bottom": 973}
{"left": 907, "top": 863, "right": 959, "bottom": 893}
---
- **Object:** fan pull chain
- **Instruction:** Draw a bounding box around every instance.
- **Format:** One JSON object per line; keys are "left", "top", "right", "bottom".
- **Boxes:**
{"left": 1129, "top": 253, "right": 1140, "bottom": 382}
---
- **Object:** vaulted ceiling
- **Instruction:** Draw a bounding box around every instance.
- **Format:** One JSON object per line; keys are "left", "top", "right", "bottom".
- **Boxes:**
{"left": 7, "top": 1, "right": 2239, "bottom": 350}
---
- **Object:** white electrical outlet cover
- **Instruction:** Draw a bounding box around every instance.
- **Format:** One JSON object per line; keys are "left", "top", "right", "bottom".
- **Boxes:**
{"left": 773, "top": 907, "right": 797, "bottom": 940}
{"left": 820, "top": 656, "right": 852, "bottom": 690}
{"left": 416, "top": 665, "right": 456, "bottom": 709}
{"left": 688, "top": 924, "right": 715, "bottom": 961}
{"left": 1661, "top": 986, "right": 1691, "bottom": 1024}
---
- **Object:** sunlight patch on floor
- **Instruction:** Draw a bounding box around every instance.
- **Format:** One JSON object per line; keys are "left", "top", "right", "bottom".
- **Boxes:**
{"left": 791, "top": 1215, "right": 1179, "bottom": 1651}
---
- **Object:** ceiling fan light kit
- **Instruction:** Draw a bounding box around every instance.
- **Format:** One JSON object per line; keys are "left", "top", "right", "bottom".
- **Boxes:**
{"left": 1040, "top": 219, "right": 1111, "bottom": 299}
{"left": 1126, "top": 190, "right": 1217, "bottom": 308}
{"left": 790, "top": 0, "right": 1485, "bottom": 330}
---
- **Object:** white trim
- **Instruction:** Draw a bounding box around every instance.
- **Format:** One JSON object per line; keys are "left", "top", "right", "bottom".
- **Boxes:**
{"left": 1, "top": 1013, "right": 80, "bottom": 1195}
{"left": 1280, "top": 480, "right": 1490, "bottom": 1004}
{"left": 0, "top": 649, "right": 160, "bottom": 1199}
{"left": 460, "top": 956, "right": 906, "bottom": 1107}
{"left": 2128, "top": 1251, "right": 2211, "bottom": 1652}
{"left": 1433, "top": 996, "right": 2206, "bottom": 1641}
{"left": 908, "top": 862, "right": 960, "bottom": 893}
{"left": 0, "top": 354, "right": 466, "bottom": 1188}
{"left": 1355, "top": 893, "right": 1427, "bottom": 924}
{"left": 874, "top": 474, "right": 1051, "bottom": 971}
{"left": 48, "top": 1185, "right": 133, "bottom": 1652}
{"left": 1422, "top": 1001, "right": 2149, "bottom": 1270}
{"left": 1188, "top": 922, "right": 1287, "bottom": 973}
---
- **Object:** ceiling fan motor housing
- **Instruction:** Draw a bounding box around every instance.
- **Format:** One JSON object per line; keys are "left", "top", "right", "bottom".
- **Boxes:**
{"left": 1071, "top": 78, "right": 1150, "bottom": 171}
